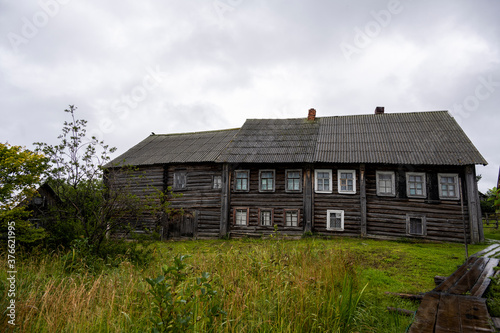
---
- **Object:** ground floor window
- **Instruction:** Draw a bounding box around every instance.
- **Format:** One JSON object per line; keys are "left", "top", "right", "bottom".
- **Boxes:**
{"left": 285, "top": 210, "right": 299, "bottom": 227}
{"left": 260, "top": 209, "right": 273, "bottom": 226}
{"left": 234, "top": 208, "right": 248, "bottom": 226}
{"left": 327, "top": 210, "right": 344, "bottom": 231}
{"left": 406, "top": 214, "right": 426, "bottom": 235}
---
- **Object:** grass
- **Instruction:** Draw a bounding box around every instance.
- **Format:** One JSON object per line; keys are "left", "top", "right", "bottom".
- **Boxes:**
{"left": 0, "top": 237, "right": 488, "bottom": 332}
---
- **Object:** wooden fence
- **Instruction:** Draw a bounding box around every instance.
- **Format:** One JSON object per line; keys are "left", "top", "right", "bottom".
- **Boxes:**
{"left": 483, "top": 213, "right": 500, "bottom": 229}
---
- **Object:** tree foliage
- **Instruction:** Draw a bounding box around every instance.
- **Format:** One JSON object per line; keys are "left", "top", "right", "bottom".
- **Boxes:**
{"left": 0, "top": 142, "right": 48, "bottom": 243}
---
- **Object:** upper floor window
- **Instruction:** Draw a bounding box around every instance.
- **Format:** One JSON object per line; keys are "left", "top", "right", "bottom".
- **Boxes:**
{"left": 438, "top": 174, "right": 459, "bottom": 200}
{"left": 338, "top": 170, "right": 356, "bottom": 194}
{"left": 315, "top": 169, "right": 332, "bottom": 193}
{"left": 235, "top": 170, "right": 249, "bottom": 191}
{"left": 376, "top": 171, "right": 395, "bottom": 196}
{"left": 173, "top": 171, "right": 186, "bottom": 190}
{"left": 213, "top": 175, "right": 222, "bottom": 189}
{"left": 406, "top": 172, "right": 426, "bottom": 198}
{"left": 285, "top": 170, "right": 302, "bottom": 192}
{"left": 259, "top": 170, "right": 275, "bottom": 192}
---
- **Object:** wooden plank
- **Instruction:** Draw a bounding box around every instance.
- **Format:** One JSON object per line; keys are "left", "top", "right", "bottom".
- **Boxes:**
{"left": 459, "top": 297, "right": 494, "bottom": 332}
{"left": 434, "top": 257, "right": 479, "bottom": 292}
{"left": 435, "top": 294, "right": 461, "bottom": 332}
{"left": 360, "top": 164, "right": 367, "bottom": 237}
{"left": 483, "top": 246, "right": 500, "bottom": 258}
{"left": 470, "top": 258, "right": 499, "bottom": 297}
{"left": 408, "top": 292, "right": 440, "bottom": 333}
{"left": 449, "top": 258, "right": 488, "bottom": 295}
{"left": 473, "top": 244, "right": 500, "bottom": 258}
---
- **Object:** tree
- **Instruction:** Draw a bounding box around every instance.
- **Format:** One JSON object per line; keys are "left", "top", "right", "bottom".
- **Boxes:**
{"left": 35, "top": 105, "right": 163, "bottom": 251}
{"left": 0, "top": 143, "right": 48, "bottom": 243}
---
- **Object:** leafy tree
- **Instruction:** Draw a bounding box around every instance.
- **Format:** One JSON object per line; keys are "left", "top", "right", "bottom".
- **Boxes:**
{"left": 0, "top": 143, "right": 48, "bottom": 243}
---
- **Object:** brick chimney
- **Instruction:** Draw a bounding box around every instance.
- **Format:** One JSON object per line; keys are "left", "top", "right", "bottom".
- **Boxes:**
{"left": 375, "top": 106, "right": 385, "bottom": 114}
{"left": 308, "top": 108, "right": 316, "bottom": 121}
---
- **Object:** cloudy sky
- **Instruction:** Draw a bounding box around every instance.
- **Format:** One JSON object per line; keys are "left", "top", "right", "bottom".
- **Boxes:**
{"left": 1, "top": 0, "right": 499, "bottom": 192}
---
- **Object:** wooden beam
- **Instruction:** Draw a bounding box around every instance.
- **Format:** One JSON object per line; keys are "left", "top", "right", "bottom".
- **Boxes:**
{"left": 219, "top": 163, "right": 230, "bottom": 237}
{"left": 465, "top": 165, "right": 481, "bottom": 243}
{"left": 303, "top": 165, "right": 313, "bottom": 233}
{"left": 360, "top": 164, "right": 367, "bottom": 237}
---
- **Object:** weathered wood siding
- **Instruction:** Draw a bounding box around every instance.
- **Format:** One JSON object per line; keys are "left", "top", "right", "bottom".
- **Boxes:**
{"left": 365, "top": 165, "right": 470, "bottom": 242}
{"left": 312, "top": 164, "right": 362, "bottom": 236}
{"left": 167, "top": 163, "right": 223, "bottom": 238}
{"left": 229, "top": 164, "right": 305, "bottom": 237}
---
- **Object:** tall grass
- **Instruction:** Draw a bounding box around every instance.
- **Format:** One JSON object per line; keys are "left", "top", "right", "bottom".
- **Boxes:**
{"left": 1, "top": 237, "right": 486, "bottom": 332}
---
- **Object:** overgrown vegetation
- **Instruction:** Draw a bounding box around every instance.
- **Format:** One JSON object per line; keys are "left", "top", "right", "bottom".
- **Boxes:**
{"left": 0, "top": 237, "right": 487, "bottom": 332}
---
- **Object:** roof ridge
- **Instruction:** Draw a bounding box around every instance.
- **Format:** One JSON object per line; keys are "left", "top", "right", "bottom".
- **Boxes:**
{"left": 152, "top": 127, "right": 240, "bottom": 137}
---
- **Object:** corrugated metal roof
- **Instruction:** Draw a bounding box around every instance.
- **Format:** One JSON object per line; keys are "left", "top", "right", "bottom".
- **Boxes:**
{"left": 217, "top": 118, "right": 320, "bottom": 163}
{"left": 314, "top": 111, "right": 487, "bottom": 165}
{"left": 107, "top": 110, "right": 487, "bottom": 167}
{"left": 106, "top": 128, "right": 239, "bottom": 167}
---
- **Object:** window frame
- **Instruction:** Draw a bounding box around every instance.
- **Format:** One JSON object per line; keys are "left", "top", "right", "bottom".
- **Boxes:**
{"left": 285, "top": 169, "right": 302, "bottom": 193}
{"left": 212, "top": 175, "right": 222, "bottom": 189}
{"left": 438, "top": 173, "right": 459, "bottom": 200}
{"left": 315, "top": 169, "right": 332, "bottom": 193}
{"left": 259, "top": 169, "right": 275, "bottom": 192}
{"left": 259, "top": 208, "right": 274, "bottom": 227}
{"left": 233, "top": 208, "right": 249, "bottom": 226}
{"left": 284, "top": 209, "right": 300, "bottom": 227}
{"left": 406, "top": 172, "right": 427, "bottom": 198}
{"left": 234, "top": 170, "right": 250, "bottom": 192}
{"left": 406, "top": 214, "right": 426, "bottom": 236}
{"left": 327, "top": 210, "right": 345, "bottom": 231}
{"left": 376, "top": 171, "right": 396, "bottom": 197}
{"left": 338, "top": 169, "right": 356, "bottom": 194}
{"left": 173, "top": 170, "right": 187, "bottom": 190}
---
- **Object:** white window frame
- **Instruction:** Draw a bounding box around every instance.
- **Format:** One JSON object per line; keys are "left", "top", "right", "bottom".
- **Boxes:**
{"left": 315, "top": 169, "right": 332, "bottom": 193}
{"left": 376, "top": 171, "right": 396, "bottom": 197}
{"left": 259, "top": 208, "right": 273, "bottom": 226}
{"left": 285, "top": 169, "right": 302, "bottom": 192}
{"left": 234, "top": 208, "right": 249, "bottom": 226}
{"left": 234, "top": 170, "right": 250, "bottom": 192}
{"left": 406, "top": 172, "right": 427, "bottom": 198}
{"left": 438, "top": 174, "right": 459, "bottom": 200}
{"left": 327, "top": 210, "right": 344, "bottom": 231}
{"left": 337, "top": 170, "right": 356, "bottom": 194}
{"left": 259, "top": 169, "right": 275, "bottom": 192}
{"left": 406, "top": 214, "right": 426, "bottom": 236}
{"left": 213, "top": 175, "right": 222, "bottom": 189}
{"left": 284, "top": 209, "right": 300, "bottom": 227}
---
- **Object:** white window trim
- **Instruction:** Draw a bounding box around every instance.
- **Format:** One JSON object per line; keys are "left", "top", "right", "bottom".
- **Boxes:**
{"left": 285, "top": 169, "right": 302, "bottom": 193}
{"left": 327, "top": 210, "right": 344, "bottom": 231}
{"left": 406, "top": 172, "right": 427, "bottom": 198}
{"left": 337, "top": 169, "right": 356, "bottom": 194}
{"left": 259, "top": 169, "right": 275, "bottom": 192}
{"left": 212, "top": 175, "right": 222, "bottom": 189}
{"left": 259, "top": 208, "right": 274, "bottom": 226}
{"left": 406, "top": 214, "right": 426, "bottom": 236}
{"left": 376, "top": 171, "right": 396, "bottom": 197}
{"left": 438, "top": 173, "right": 459, "bottom": 200}
{"left": 234, "top": 208, "right": 249, "bottom": 226}
{"left": 234, "top": 170, "right": 250, "bottom": 192}
{"left": 315, "top": 169, "right": 332, "bottom": 193}
{"left": 284, "top": 209, "right": 300, "bottom": 227}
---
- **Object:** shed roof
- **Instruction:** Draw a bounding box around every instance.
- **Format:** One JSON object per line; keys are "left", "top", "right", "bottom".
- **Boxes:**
{"left": 107, "top": 110, "right": 487, "bottom": 167}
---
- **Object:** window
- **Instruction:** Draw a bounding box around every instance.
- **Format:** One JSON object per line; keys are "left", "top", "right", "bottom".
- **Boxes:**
{"left": 338, "top": 170, "right": 356, "bottom": 194}
{"left": 286, "top": 170, "right": 302, "bottom": 192}
{"left": 327, "top": 210, "right": 344, "bottom": 231}
{"left": 406, "top": 172, "right": 426, "bottom": 198}
{"left": 235, "top": 170, "right": 249, "bottom": 191}
{"left": 213, "top": 175, "right": 222, "bottom": 189}
{"left": 315, "top": 169, "right": 332, "bottom": 193}
{"left": 259, "top": 170, "right": 275, "bottom": 192}
{"left": 259, "top": 209, "right": 273, "bottom": 226}
{"left": 285, "top": 210, "right": 299, "bottom": 227}
{"left": 376, "top": 171, "right": 395, "bottom": 196}
{"left": 438, "top": 174, "right": 459, "bottom": 200}
{"left": 234, "top": 208, "right": 248, "bottom": 226}
{"left": 173, "top": 171, "right": 186, "bottom": 189}
{"left": 406, "top": 214, "right": 426, "bottom": 236}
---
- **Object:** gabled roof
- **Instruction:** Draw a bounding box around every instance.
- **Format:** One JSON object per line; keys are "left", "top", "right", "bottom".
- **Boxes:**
{"left": 107, "top": 110, "right": 487, "bottom": 167}
{"left": 106, "top": 128, "right": 239, "bottom": 167}
{"left": 217, "top": 118, "right": 319, "bottom": 163}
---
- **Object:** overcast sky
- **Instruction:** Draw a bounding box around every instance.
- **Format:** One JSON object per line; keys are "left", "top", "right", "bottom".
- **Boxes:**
{"left": 1, "top": 0, "right": 499, "bottom": 192}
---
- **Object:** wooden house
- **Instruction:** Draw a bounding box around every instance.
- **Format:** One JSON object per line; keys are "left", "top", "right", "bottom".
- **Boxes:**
{"left": 106, "top": 108, "right": 487, "bottom": 243}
